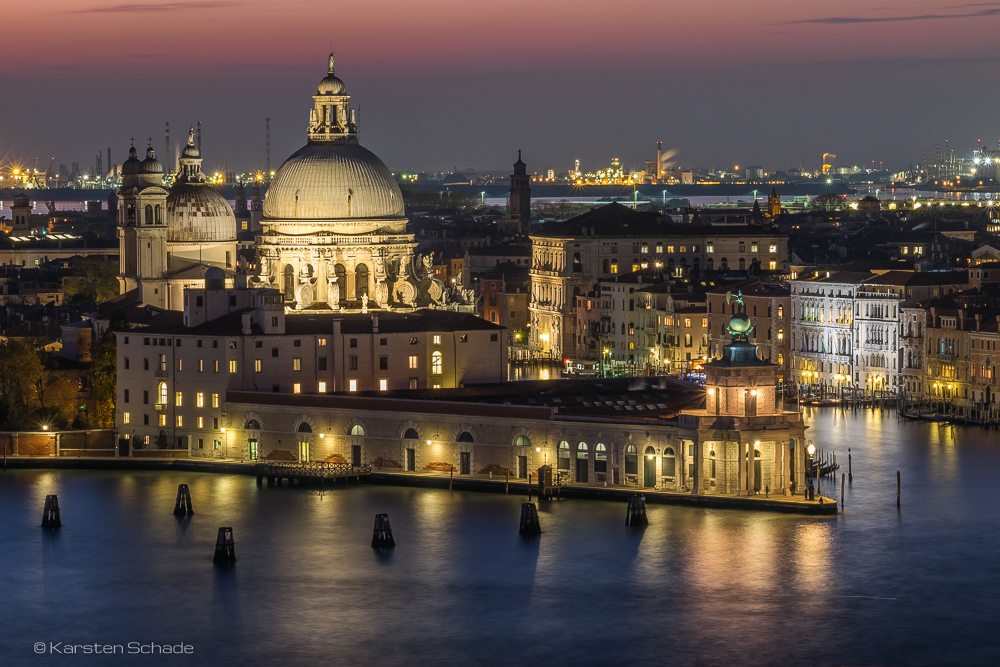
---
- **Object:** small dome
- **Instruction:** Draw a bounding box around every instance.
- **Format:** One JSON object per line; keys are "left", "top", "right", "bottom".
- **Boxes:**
{"left": 204, "top": 266, "right": 226, "bottom": 290}
{"left": 122, "top": 145, "right": 142, "bottom": 176}
{"left": 729, "top": 312, "right": 752, "bottom": 334}
{"left": 141, "top": 146, "right": 163, "bottom": 174}
{"left": 317, "top": 73, "right": 347, "bottom": 95}
{"left": 166, "top": 182, "right": 237, "bottom": 243}
{"left": 181, "top": 143, "right": 200, "bottom": 159}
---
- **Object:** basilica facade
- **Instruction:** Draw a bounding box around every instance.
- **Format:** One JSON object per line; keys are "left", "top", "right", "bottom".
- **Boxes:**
{"left": 250, "top": 56, "right": 475, "bottom": 314}
{"left": 118, "top": 56, "right": 474, "bottom": 315}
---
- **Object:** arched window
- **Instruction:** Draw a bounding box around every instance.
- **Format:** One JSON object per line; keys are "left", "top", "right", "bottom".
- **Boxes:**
{"left": 458, "top": 431, "right": 474, "bottom": 443}
{"left": 644, "top": 446, "right": 655, "bottom": 459}
{"left": 297, "top": 423, "right": 312, "bottom": 433}
{"left": 624, "top": 444, "right": 638, "bottom": 475}
{"left": 154, "top": 204, "right": 161, "bottom": 224}
{"left": 595, "top": 443, "right": 607, "bottom": 472}
{"left": 158, "top": 382, "right": 167, "bottom": 405}
{"left": 577, "top": 442, "right": 588, "bottom": 458}
{"left": 403, "top": 428, "right": 419, "bottom": 440}
{"left": 334, "top": 264, "right": 347, "bottom": 297}
{"left": 707, "top": 257, "right": 714, "bottom": 271}
{"left": 557, "top": 441, "right": 570, "bottom": 470}
{"left": 349, "top": 424, "right": 365, "bottom": 436}
{"left": 610, "top": 259, "right": 618, "bottom": 274}
{"left": 739, "top": 257, "right": 746, "bottom": 271}
{"left": 778, "top": 305, "right": 784, "bottom": 318}
{"left": 662, "top": 447, "right": 676, "bottom": 477}
{"left": 144, "top": 204, "right": 153, "bottom": 225}
{"left": 431, "top": 351, "right": 443, "bottom": 375}
{"left": 355, "top": 263, "right": 369, "bottom": 299}
{"left": 709, "top": 450, "right": 717, "bottom": 480}
{"left": 514, "top": 435, "right": 531, "bottom": 447}
{"left": 245, "top": 419, "right": 260, "bottom": 430}
{"left": 283, "top": 265, "right": 295, "bottom": 299}
{"left": 721, "top": 257, "right": 728, "bottom": 269}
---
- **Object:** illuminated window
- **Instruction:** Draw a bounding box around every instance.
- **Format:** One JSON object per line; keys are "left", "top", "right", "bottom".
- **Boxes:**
{"left": 214, "top": 360, "right": 219, "bottom": 372}
{"left": 293, "top": 358, "right": 302, "bottom": 371}
{"left": 769, "top": 260, "right": 777, "bottom": 270}
{"left": 667, "top": 246, "right": 675, "bottom": 253}
{"left": 431, "top": 351, "right": 443, "bottom": 375}
{"left": 433, "top": 384, "right": 441, "bottom": 389}
{"left": 640, "top": 245, "right": 648, "bottom": 254}
{"left": 318, "top": 338, "right": 327, "bottom": 346}
{"left": 777, "top": 328, "right": 784, "bottom": 341}
{"left": 409, "top": 355, "right": 418, "bottom": 369}
{"left": 778, "top": 305, "right": 784, "bottom": 318}
{"left": 177, "top": 358, "right": 183, "bottom": 371}
{"left": 196, "top": 392, "right": 204, "bottom": 408}
{"left": 433, "top": 335, "right": 441, "bottom": 345}
{"left": 349, "top": 379, "right": 358, "bottom": 392}
{"left": 229, "top": 360, "right": 237, "bottom": 373}
{"left": 628, "top": 342, "right": 634, "bottom": 349}
{"left": 123, "top": 412, "right": 130, "bottom": 425}
{"left": 706, "top": 243, "right": 714, "bottom": 253}
{"left": 610, "top": 259, "right": 618, "bottom": 274}
{"left": 198, "top": 416, "right": 204, "bottom": 429}
{"left": 684, "top": 318, "right": 692, "bottom": 328}
{"left": 679, "top": 245, "right": 687, "bottom": 253}
{"left": 655, "top": 243, "right": 663, "bottom": 253}
{"left": 769, "top": 244, "right": 777, "bottom": 253}
{"left": 318, "top": 381, "right": 327, "bottom": 393}
{"left": 751, "top": 243, "right": 758, "bottom": 253}
{"left": 176, "top": 415, "right": 183, "bottom": 427}
{"left": 293, "top": 383, "right": 301, "bottom": 394}
{"left": 778, "top": 353, "right": 784, "bottom": 365}
{"left": 198, "top": 359, "right": 204, "bottom": 372}
{"left": 702, "top": 317, "right": 708, "bottom": 328}
{"left": 175, "top": 391, "right": 183, "bottom": 407}
{"left": 379, "top": 379, "right": 388, "bottom": 391}
{"left": 255, "top": 359, "right": 262, "bottom": 372}
{"left": 159, "top": 414, "right": 167, "bottom": 427}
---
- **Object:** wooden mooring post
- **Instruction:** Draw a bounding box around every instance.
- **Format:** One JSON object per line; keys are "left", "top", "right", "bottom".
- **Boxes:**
{"left": 841, "top": 473, "right": 845, "bottom": 508}
{"left": 372, "top": 513, "right": 395, "bottom": 548}
{"left": 896, "top": 471, "right": 901, "bottom": 508}
{"left": 848, "top": 447, "right": 853, "bottom": 481}
{"left": 505, "top": 469, "right": 509, "bottom": 495}
{"left": 625, "top": 494, "right": 648, "bottom": 526}
{"left": 173, "top": 484, "right": 194, "bottom": 516}
{"left": 212, "top": 527, "right": 236, "bottom": 566}
{"left": 449, "top": 466, "right": 453, "bottom": 491}
{"left": 41, "top": 494, "right": 61, "bottom": 528}
{"left": 519, "top": 503, "right": 541, "bottom": 535}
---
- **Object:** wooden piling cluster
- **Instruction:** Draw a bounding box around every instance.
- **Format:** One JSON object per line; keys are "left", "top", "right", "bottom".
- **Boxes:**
{"left": 625, "top": 494, "right": 648, "bottom": 526}
{"left": 212, "top": 527, "right": 236, "bottom": 566}
{"left": 173, "top": 484, "right": 194, "bottom": 516}
{"left": 372, "top": 513, "right": 395, "bottom": 548}
{"left": 41, "top": 494, "right": 61, "bottom": 528}
{"left": 519, "top": 503, "right": 541, "bottom": 535}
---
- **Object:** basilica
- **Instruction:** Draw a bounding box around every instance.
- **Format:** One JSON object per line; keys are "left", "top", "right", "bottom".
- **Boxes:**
{"left": 117, "top": 55, "right": 474, "bottom": 314}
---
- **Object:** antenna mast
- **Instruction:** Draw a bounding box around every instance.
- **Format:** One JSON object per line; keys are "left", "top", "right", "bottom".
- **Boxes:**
{"left": 265, "top": 117, "right": 271, "bottom": 178}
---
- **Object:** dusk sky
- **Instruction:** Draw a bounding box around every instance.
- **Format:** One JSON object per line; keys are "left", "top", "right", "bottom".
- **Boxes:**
{"left": 4, "top": 0, "right": 1000, "bottom": 176}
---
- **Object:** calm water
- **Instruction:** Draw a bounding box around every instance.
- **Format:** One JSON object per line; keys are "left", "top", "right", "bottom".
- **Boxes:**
{"left": 2, "top": 409, "right": 999, "bottom": 666}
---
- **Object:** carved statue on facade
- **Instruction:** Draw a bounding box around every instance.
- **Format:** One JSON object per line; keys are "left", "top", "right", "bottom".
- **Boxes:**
{"left": 326, "top": 276, "right": 340, "bottom": 310}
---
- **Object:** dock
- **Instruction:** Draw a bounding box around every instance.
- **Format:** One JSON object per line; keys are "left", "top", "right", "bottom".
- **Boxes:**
{"left": 255, "top": 461, "right": 371, "bottom": 486}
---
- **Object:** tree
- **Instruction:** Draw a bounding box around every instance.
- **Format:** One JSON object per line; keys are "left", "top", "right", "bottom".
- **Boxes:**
{"left": 63, "top": 258, "right": 119, "bottom": 310}
{"left": 809, "top": 193, "right": 846, "bottom": 211}
{"left": 90, "top": 329, "right": 117, "bottom": 428}
{"left": 38, "top": 373, "right": 79, "bottom": 426}
{"left": 0, "top": 341, "right": 44, "bottom": 428}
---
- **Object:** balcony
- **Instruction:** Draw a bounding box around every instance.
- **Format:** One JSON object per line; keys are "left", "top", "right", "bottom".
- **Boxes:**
{"left": 155, "top": 370, "right": 168, "bottom": 378}
{"left": 154, "top": 403, "right": 166, "bottom": 412}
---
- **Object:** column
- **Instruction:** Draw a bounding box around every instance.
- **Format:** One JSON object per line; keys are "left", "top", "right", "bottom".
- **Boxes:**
{"left": 737, "top": 440, "right": 745, "bottom": 497}
{"left": 691, "top": 438, "right": 703, "bottom": 496}
{"left": 678, "top": 440, "right": 686, "bottom": 491}
{"left": 781, "top": 440, "right": 789, "bottom": 496}
{"left": 795, "top": 439, "right": 805, "bottom": 495}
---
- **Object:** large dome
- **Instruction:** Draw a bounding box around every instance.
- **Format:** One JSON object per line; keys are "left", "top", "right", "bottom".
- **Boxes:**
{"left": 263, "top": 143, "right": 404, "bottom": 220}
{"left": 166, "top": 183, "right": 237, "bottom": 243}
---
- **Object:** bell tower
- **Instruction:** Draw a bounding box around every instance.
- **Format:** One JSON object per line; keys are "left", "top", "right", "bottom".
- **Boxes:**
{"left": 768, "top": 187, "right": 781, "bottom": 217}
{"left": 509, "top": 150, "right": 531, "bottom": 235}
{"left": 117, "top": 142, "right": 168, "bottom": 306}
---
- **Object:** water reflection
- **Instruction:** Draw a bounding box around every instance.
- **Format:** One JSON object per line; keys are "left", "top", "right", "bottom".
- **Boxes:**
{"left": 2, "top": 411, "right": 1000, "bottom": 666}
